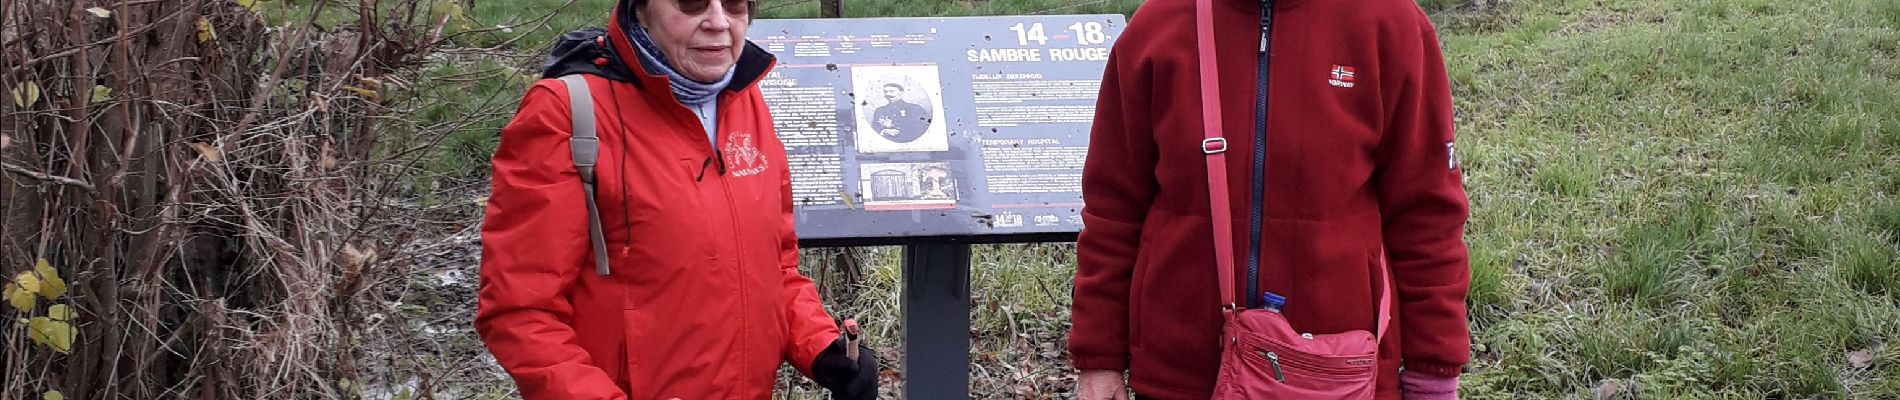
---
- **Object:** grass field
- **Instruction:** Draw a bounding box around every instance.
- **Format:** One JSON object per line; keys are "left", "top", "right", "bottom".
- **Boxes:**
{"left": 300, "top": 0, "right": 1900, "bottom": 397}
{"left": 1435, "top": 0, "right": 1900, "bottom": 396}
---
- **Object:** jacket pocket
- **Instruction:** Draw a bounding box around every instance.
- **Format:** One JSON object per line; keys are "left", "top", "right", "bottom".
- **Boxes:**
{"left": 673, "top": 158, "right": 719, "bottom": 260}
{"left": 1240, "top": 332, "right": 1377, "bottom": 380}
{"left": 1129, "top": 249, "right": 1148, "bottom": 348}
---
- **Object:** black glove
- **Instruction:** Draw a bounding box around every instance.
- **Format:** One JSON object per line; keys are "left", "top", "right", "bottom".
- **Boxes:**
{"left": 811, "top": 334, "right": 878, "bottom": 400}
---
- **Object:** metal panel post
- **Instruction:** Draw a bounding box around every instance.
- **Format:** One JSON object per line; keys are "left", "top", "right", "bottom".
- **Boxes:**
{"left": 901, "top": 243, "right": 972, "bottom": 399}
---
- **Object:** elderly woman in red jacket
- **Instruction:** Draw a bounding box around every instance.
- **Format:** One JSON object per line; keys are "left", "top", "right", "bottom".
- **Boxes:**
{"left": 1069, "top": 0, "right": 1471, "bottom": 399}
{"left": 475, "top": 0, "right": 875, "bottom": 399}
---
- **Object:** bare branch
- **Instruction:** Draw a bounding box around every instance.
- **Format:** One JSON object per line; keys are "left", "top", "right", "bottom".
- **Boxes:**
{"left": 2, "top": 161, "right": 96, "bottom": 191}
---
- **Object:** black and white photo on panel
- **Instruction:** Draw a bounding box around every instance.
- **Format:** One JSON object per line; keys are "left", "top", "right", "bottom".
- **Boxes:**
{"left": 857, "top": 162, "right": 957, "bottom": 210}
{"left": 852, "top": 65, "right": 949, "bottom": 154}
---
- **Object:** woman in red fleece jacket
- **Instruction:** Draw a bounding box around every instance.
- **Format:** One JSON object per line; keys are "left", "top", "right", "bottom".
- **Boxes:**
{"left": 1069, "top": 0, "right": 1471, "bottom": 399}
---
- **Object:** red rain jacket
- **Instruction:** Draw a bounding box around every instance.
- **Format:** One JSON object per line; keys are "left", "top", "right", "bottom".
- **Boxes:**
{"left": 1069, "top": 0, "right": 1472, "bottom": 398}
{"left": 475, "top": 4, "right": 838, "bottom": 399}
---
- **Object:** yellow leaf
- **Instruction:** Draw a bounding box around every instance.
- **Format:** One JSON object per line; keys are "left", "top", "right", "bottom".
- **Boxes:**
{"left": 236, "top": 0, "right": 260, "bottom": 11}
{"left": 343, "top": 86, "right": 379, "bottom": 101}
{"left": 839, "top": 190, "right": 858, "bottom": 210}
{"left": 85, "top": 7, "right": 111, "bottom": 18}
{"left": 90, "top": 85, "right": 112, "bottom": 103}
{"left": 430, "top": 1, "right": 466, "bottom": 22}
{"left": 7, "top": 268, "right": 43, "bottom": 311}
{"left": 196, "top": 16, "right": 216, "bottom": 43}
{"left": 27, "top": 316, "right": 75, "bottom": 353}
{"left": 4, "top": 282, "right": 35, "bottom": 311}
{"left": 191, "top": 143, "right": 222, "bottom": 162}
{"left": 35, "top": 258, "right": 66, "bottom": 300}
{"left": 48, "top": 304, "right": 73, "bottom": 321}
{"left": 10, "top": 82, "right": 41, "bottom": 107}
{"left": 12, "top": 271, "right": 41, "bottom": 296}
{"left": 44, "top": 390, "right": 65, "bottom": 400}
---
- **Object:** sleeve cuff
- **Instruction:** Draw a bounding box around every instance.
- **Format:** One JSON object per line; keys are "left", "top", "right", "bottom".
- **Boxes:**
{"left": 1402, "top": 360, "right": 1465, "bottom": 378}
{"left": 791, "top": 331, "right": 843, "bottom": 376}
{"left": 1070, "top": 355, "right": 1130, "bottom": 372}
{"left": 1399, "top": 370, "right": 1460, "bottom": 400}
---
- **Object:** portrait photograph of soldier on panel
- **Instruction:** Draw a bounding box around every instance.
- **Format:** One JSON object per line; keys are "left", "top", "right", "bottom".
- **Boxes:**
{"left": 852, "top": 65, "right": 950, "bottom": 154}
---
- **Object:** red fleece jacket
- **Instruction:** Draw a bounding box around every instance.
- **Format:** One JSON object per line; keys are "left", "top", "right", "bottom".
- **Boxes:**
{"left": 1068, "top": 0, "right": 1471, "bottom": 398}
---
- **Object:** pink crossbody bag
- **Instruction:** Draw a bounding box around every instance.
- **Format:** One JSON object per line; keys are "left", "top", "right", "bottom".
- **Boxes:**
{"left": 1195, "top": 0, "right": 1394, "bottom": 397}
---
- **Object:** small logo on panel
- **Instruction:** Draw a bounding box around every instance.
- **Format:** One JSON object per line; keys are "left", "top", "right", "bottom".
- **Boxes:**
{"left": 995, "top": 213, "right": 1024, "bottom": 228}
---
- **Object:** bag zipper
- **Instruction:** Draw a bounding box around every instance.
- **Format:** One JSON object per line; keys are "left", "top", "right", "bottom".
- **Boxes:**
{"left": 1281, "top": 350, "right": 1373, "bottom": 376}
{"left": 1249, "top": 344, "right": 1375, "bottom": 377}
{"left": 1262, "top": 350, "right": 1286, "bottom": 382}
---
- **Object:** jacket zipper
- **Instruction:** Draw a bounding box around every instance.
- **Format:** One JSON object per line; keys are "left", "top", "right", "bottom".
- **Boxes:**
{"left": 718, "top": 172, "right": 751, "bottom": 371}
{"left": 710, "top": 93, "right": 751, "bottom": 371}
{"left": 1246, "top": 0, "right": 1275, "bottom": 308}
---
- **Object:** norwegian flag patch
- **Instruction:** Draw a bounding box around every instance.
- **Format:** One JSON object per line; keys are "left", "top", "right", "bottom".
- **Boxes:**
{"left": 1328, "top": 65, "right": 1356, "bottom": 88}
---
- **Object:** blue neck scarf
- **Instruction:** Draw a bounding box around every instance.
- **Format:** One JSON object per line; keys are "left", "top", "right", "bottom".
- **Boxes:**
{"left": 627, "top": 23, "right": 735, "bottom": 106}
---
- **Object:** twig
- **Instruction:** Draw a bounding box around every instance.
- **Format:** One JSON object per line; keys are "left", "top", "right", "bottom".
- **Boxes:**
{"left": 1035, "top": 273, "right": 1064, "bottom": 308}
{"left": 2, "top": 161, "right": 96, "bottom": 191}
{"left": 438, "top": 0, "right": 578, "bottom": 49}
{"left": 2, "top": 5, "right": 192, "bottom": 74}
{"left": 223, "top": 0, "right": 332, "bottom": 154}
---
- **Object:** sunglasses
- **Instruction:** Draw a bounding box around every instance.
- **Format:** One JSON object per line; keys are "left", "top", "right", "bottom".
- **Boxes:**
{"left": 674, "top": 0, "right": 754, "bottom": 16}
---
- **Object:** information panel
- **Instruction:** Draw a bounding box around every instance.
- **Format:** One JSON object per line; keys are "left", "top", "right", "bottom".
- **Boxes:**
{"left": 751, "top": 15, "right": 1125, "bottom": 244}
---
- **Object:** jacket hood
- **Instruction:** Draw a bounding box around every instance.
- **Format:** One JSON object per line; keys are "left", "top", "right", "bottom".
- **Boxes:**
{"left": 543, "top": 0, "right": 776, "bottom": 94}
{"left": 542, "top": 28, "right": 640, "bottom": 82}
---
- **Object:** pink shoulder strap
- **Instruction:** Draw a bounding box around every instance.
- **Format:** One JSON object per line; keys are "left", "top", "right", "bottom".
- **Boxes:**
{"left": 1196, "top": 0, "right": 1239, "bottom": 311}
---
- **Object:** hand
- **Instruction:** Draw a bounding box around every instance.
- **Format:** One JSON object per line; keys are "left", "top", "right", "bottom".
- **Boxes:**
{"left": 811, "top": 335, "right": 878, "bottom": 400}
{"left": 1076, "top": 369, "right": 1128, "bottom": 400}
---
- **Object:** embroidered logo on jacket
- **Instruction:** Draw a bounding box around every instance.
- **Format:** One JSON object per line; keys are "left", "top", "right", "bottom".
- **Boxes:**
{"left": 724, "top": 132, "right": 769, "bottom": 177}
{"left": 1329, "top": 65, "right": 1357, "bottom": 88}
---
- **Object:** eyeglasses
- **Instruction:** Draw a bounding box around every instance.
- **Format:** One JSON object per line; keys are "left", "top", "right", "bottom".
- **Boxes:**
{"left": 674, "top": 0, "right": 753, "bottom": 16}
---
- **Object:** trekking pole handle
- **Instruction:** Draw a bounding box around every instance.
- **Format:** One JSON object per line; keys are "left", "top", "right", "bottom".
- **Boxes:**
{"left": 843, "top": 319, "right": 862, "bottom": 361}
